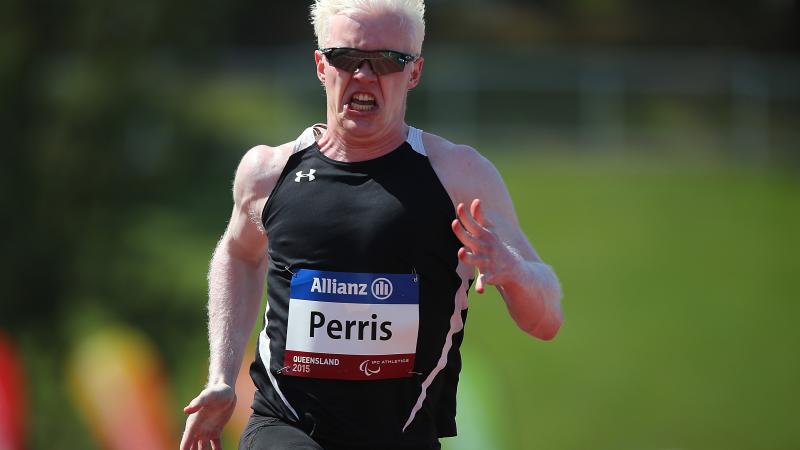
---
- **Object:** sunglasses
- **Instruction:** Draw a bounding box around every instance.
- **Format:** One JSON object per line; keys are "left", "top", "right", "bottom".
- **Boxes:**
{"left": 320, "top": 47, "right": 418, "bottom": 75}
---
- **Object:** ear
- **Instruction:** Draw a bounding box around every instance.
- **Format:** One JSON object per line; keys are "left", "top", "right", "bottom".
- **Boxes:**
{"left": 315, "top": 50, "right": 325, "bottom": 84}
{"left": 407, "top": 56, "right": 424, "bottom": 89}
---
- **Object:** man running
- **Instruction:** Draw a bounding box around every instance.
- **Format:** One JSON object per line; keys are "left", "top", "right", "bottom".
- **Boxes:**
{"left": 180, "top": 1, "right": 563, "bottom": 449}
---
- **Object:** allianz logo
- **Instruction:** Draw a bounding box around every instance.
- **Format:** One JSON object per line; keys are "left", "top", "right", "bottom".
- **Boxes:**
{"left": 310, "top": 277, "right": 393, "bottom": 300}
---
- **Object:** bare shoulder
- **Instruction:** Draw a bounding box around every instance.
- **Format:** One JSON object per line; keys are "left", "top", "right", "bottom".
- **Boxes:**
{"left": 421, "top": 131, "right": 505, "bottom": 206}
{"left": 233, "top": 141, "right": 295, "bottom": 206}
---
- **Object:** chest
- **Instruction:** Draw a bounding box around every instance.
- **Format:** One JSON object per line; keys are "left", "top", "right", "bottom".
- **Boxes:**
{"left": 264, "top": 149, "right": 459, "bottom": 271}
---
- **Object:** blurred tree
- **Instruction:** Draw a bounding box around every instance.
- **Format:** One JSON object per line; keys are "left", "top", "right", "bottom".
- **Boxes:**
{"left": 426, "top": 0, "right": 798, "bottom": 50}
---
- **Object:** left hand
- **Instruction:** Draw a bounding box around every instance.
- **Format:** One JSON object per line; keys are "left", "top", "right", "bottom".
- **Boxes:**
{"left": 451, "top": 198, "right": 519, "bottom": 294}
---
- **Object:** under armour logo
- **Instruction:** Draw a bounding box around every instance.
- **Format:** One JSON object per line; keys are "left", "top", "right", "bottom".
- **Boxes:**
{"left": 294, "top": 169, "right": 316, "bottom": 182}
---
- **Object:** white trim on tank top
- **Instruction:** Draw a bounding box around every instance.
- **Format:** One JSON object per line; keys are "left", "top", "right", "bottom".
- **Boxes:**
{"left": 292, "top": 124, "right": 427, "bottom": 156}
{"left": 405, "top": 126, "right": 427, "bottom": 156}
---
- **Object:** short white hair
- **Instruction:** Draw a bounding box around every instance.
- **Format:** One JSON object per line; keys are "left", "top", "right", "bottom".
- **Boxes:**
{"left": 310, "top": 0, "right": 426, "bottom": 54}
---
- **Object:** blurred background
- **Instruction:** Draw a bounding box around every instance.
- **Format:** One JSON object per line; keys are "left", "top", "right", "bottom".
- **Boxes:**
{"left": 1, "top": 0, "right": 799, "bottom": 449}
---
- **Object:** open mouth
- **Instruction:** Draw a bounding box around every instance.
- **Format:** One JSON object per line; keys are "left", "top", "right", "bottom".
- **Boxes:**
{"left": 347, "top": 92, "right": 377, "bottom": 112}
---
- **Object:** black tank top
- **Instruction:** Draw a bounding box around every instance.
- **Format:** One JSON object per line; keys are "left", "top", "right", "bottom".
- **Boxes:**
{"left": 250, "top": 133, "right": 468, "bottom": 447}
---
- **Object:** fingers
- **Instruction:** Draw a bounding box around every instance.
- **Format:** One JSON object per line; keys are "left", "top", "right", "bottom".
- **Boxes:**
{"left": 184, "top": 404, "right": 201, "bottom": 414}
{"left": 180, "top": 422, "right": 194, "bottom": 450}
{"left": 451, "top": 219, "right": 479, "bottom": 249}
{"left": 469, "top": 199, "right": 492, "bottom": 228}
{"left": 190, "top": 440, "right": 219, "bottom": 450}
{"left": 180, "top": 399, "right": 208, "bottom": 450}
{"left": 185, "top": 385, "right": 230, "bottom": 414}
{"left": 458, "top": 248, "right": 489, "bottom": 294}
{"left": 183, "top": 405, "right": 203, "bottom": 414}
{"left": 182, "top": 436, "right": 195, "bottom": 450}
{"left": 458, "top": 248, "right": 486, "bottom": 293}
{"left": 182, "top": 436, "right": 216, "bottom": 450}
{"left": 184, "top": 393, "right": 205, "bottom": 414}
{"left": 458, "top": 246, "right": 486, "bottom": 264}
{"left": 456, "top": 202, "right": 486, "bottom": 238}
{"left": 455, "top": 199, "right": 497, "bottom": 295}
{"left": 475, "top": 272, "right": 485, "bottom": 294}
{"left": 180, "top": 386, "right": 235, "bottom": 450}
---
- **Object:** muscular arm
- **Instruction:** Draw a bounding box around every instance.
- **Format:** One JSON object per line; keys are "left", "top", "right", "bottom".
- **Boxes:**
{"left": 206, "top": 152, "right": 270, "bottom": 388}
{"left": 456, "top": 192, "right": 564, "bottom": 340}
{"left": 429, "top": 139, "right": 563, "bottom": 340}
{"left": 181, "top": 144, "right": 289, "bottom": 450}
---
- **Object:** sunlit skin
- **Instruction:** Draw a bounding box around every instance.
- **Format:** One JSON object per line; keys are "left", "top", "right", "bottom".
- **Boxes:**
{"left": 315, "top": 11, "right": 423, "bottom": 162}
{"left": 180, "top": 7, "right": 563, "bottom": 450}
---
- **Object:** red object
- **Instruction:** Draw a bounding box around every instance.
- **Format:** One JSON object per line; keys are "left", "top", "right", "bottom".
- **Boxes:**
{"left": 282, "top": 350, "right": 415, "bottom": 380}
{"left": 68, "top": 327, "right": 176, "bottom": 450}
{"left": 0, "top": 332, "right": 26, "bottom": 450}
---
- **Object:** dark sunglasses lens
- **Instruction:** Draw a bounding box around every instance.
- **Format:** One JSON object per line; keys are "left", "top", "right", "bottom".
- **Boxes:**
{"left": 327, "top": 50, "right": 362, "bottom": 72}
{"left": 326, "top": 49, "right": 409, "bottom": 74}
{"left": 369, "top": 55, "right": 405, "bottom": 74}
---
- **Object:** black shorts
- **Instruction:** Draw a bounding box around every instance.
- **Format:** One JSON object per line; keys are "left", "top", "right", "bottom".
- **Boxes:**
{"left": 238, "top": 413, "right": 441, "bottom": 450}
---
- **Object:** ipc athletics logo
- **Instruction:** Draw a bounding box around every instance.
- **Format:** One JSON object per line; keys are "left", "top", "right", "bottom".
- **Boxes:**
{"left": 359, "top": 360, "right": 382, "bottom": 377}
{"left": 370, "top": 278, "right": 393, "bottom": 300}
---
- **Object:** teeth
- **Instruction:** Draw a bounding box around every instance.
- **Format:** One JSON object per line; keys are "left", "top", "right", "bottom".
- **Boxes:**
{"left": 353, "top": 93, "right": 375, "bottom": 102}
{"left": 351, "top": 103, "right": 374, "bottom": 111}
{"left": 349, "top": 92, "right": 376, "bottom": 112}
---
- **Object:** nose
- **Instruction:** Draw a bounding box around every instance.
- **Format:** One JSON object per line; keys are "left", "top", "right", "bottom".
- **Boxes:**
{"left": 352, "top": 60, "right": 377, "bottom": 80}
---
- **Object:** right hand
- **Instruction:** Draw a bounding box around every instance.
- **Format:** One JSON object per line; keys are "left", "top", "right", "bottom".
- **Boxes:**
{"left": 180, "top": 383, "right": 237, "bottom": 450}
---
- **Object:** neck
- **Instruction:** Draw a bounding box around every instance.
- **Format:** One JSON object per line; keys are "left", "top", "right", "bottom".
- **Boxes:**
{"left": 317, "top": 122, "right": 409, "bottom": 162}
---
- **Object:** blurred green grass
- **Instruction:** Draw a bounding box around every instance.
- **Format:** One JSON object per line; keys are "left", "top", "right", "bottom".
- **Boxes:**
{"left": 440, "top": 153, "right": 800, "bottom": 450}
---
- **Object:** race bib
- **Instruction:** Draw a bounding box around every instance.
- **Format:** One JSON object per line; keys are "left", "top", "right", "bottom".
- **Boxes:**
{"left": 283, "top": 269, "right": 419, "bottom": 380}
